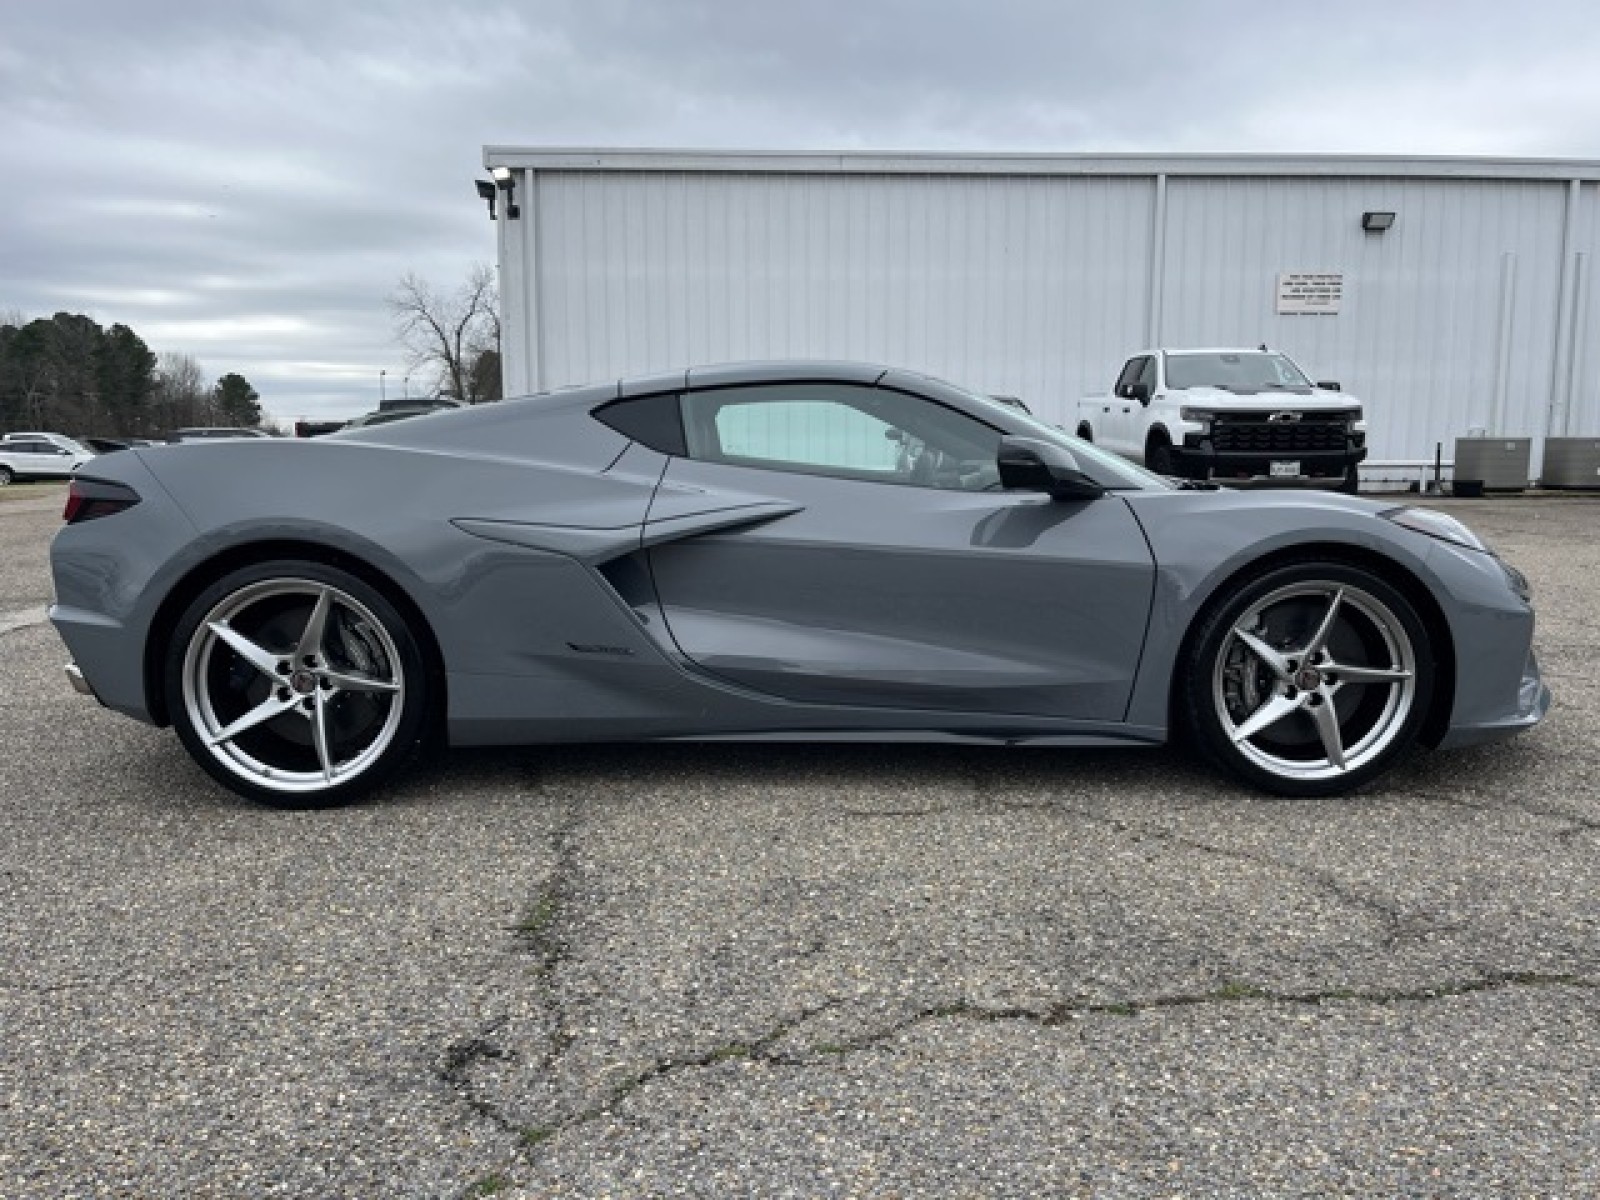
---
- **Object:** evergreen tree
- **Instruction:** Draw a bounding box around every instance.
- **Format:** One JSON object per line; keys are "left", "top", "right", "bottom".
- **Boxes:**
{"left": 213, "top": 372, "right": 263, "bottom": 427}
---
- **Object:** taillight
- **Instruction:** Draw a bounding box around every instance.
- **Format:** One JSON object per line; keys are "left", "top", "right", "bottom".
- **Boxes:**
{"left": 63, "top": 477, "right": 141, "bottom": 524}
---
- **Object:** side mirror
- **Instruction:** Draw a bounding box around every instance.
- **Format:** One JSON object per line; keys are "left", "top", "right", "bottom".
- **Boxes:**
{"left": 1127, "top": 381, "right": 1152, "bottom": 405}
{"left": 997, "top": 436, "right": 1104, "bottom": 502}
{"left": 1316, "top": 380, "right": 1341, "bottom": 392}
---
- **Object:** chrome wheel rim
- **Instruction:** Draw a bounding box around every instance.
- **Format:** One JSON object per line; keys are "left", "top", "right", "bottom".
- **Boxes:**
{"left": 182, "top": 579, "right": 404, "bottom": 795}
{"left": 1212, "top": 581, "right": 1417, "bottom": 783}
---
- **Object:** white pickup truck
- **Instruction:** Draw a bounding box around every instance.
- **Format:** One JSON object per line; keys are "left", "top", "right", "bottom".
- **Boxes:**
{"left": 1074, "top": 348, "right": 1367, "bottom": 491}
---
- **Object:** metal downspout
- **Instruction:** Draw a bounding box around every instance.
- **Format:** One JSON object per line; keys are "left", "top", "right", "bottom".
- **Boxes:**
{"left": 1146, "top": 173, "right": 1168, "bottom": 347}
{"left": 1546, "top": 179, "right": 1582, "bottom": 447}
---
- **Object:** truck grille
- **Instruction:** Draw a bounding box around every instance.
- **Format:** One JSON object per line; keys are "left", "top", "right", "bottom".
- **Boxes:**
{"left": 1212, "top": 416, "right": 1349, "bottom": 455}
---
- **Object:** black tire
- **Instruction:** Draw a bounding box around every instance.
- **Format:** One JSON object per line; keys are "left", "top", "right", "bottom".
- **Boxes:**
{"left": 1337, "top": 466, "right": 1361, "bottom": 495}
{"left": 0, "top": 466, "right": 13, "bottom": 486}
{"left": 1180, "top": 561, "right": 1434, "bottom": 796}
{"left": 164, "top": 559, "right": 430, "bottom": 808}
{"left": 1076, "top": 423, "right": 1094, "bottom": 442}
{"left": 1147, "top": 437, "right": 1177, "bottom": 477}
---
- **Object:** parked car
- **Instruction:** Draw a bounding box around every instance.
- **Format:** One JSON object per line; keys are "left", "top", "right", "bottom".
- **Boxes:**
{"left": 172, "top": 427, "right": 274, "bottom": 441}
{"left": 989, "top": 394, "right": 1033, "bottom": 414}
{"left": 4, "top": 431, "right": 95, "bottom": 454}
{"left": 0, "top": 435, "right": 94, "bottom": 484}
{"left": 83, "top": 437, "right": 158, "bottom": 454}
{"left": 341, "top": 402, "right": 460, "bottom": 429}
{"left": 50, "top": 361, "right": 1547, "bottom": 808}
{"left": 1076, "top": 348, "right": 1368, "bottom": 491}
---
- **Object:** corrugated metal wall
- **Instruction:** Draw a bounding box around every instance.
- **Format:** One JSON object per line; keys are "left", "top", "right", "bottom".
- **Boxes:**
{"left": 1161, "top": 177, "right": 1569, "bottom": 462}
{"left": 500, "top": 158, "right": 1599, "bottom": 466}
{"left": 525, "top": 170, "right": 1153, "bottom": 411}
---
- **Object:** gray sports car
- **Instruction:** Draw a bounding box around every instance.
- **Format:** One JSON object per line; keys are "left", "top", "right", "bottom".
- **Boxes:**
{"left": 50, "top": 362, "right": 1549, "bottom": 808}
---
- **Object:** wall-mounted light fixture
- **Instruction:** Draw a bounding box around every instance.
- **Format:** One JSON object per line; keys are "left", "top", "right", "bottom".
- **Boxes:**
{"left": 475, "top": 179, "right": 498, "bottom": 221}
{"left": 490, "top": 165, "right": 521, "bottom": 220}
{"left": 1361, "top": 210, "right": 1396, "bottom": 233}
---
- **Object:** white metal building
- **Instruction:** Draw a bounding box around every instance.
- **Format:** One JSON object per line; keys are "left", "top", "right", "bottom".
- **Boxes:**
{"left": 483, "top": 149, "right": 1600, "bottom": 473}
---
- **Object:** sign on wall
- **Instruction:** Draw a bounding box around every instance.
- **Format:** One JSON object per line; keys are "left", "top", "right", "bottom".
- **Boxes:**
{"left": 1276, "top": 272, "right": 1343, "bottom": 315}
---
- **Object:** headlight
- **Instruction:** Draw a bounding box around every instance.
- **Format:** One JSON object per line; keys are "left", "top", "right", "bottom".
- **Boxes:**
{"left": 1381, "top": 507, "right": 1490, "bottom": 553}
{"left": 1178, "top": 407, "right": 1216, "bottom": 430}
{"left": 1500, "top": 559, "right": 1532, "bottom": 602}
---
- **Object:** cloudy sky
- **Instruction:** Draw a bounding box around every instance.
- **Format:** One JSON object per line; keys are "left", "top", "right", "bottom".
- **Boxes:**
{"left": 5, "top": 0, "right": 1600, "bottom": 422}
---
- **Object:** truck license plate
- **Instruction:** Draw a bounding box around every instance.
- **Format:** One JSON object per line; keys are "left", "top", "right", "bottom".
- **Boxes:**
{"left": 1269, "top": 460, "right": 1300, "bottom": 478}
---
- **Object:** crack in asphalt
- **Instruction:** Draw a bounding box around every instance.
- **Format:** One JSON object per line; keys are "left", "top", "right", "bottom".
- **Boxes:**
{"left": 439, "top": 1018, "right": 512, "bottom": 1129}
{"left": 435, "top": 765, "right": 589, "bottom": 1181}
{"left": 441, "top": 762, "right": 1598, "bottom": 1184}
{"left": 496, "top": 971, "right": 1596, "bottom": 1159}
{"left": 0, "top": 971, "right": 145, "bottom": 994}
{"left": 978, "top": 792, "right": 1423, "bottom": 946}
{"left": 1402, "top": 783, "right": 1600, "bottom": 841}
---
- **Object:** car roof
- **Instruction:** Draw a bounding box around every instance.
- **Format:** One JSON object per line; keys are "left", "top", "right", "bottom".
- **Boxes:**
{"left": 1157, "top": 347, "right": 1282, "bottom": 356}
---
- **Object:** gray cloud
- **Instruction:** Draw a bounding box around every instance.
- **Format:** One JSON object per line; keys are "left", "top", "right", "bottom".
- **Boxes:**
{"left": 3, "top": 0, "right": 1599, "bottom": 420}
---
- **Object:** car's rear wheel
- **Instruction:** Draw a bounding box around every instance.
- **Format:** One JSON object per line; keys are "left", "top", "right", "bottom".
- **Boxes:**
{"left": 1181, "top": 561, "right": 1433, "bottom": 796}
{"left": 0, "top": 466, "right": 13, "bottom": 485}
{"left": 165, "top": 560, "right": 428, "bottom": 808}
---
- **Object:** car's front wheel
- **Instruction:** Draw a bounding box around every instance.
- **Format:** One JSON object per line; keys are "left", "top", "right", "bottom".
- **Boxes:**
{"left": 1181, "top": 561, "right": 1434, "bottom": 796}
{"left": 165, "top": 560, "right": 429, "bottom": 807}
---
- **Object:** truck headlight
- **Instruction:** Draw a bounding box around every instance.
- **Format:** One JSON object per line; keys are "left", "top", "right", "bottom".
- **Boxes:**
{"left": 1178, "top": 407, "right": 1216, "bottom": 431}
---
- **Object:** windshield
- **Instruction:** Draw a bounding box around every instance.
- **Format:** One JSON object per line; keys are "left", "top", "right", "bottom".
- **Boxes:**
{"left": 1166, "top": 352, "right": 1311, "bottom": 392}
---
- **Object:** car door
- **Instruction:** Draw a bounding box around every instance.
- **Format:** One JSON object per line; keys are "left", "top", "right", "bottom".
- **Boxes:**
{"left": 1106, "top": 356, "right": 1152, "bottom": 455}
{"left": 645, "top": 380, "right": 1156, "bottom": 721}
{"left": 9, "top": 439, "right": 66, "bottom": 479}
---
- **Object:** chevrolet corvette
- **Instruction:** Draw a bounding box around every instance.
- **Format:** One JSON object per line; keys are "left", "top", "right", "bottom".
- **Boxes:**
{"left": 50, "top": 362, "right": 1549, "bottom": 807}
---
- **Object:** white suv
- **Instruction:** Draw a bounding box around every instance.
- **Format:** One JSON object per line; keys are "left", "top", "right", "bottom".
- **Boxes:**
{"left": 0, "top": 435, "right": 94, "bottom": 484}
{"left": 3, "top": 432, "right": 94, "bottom": 454}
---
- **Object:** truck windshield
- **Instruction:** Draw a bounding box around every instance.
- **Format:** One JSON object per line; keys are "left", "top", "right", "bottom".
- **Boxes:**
{"left": 1166, "top": 353, "right": 1311, "bottom": 392}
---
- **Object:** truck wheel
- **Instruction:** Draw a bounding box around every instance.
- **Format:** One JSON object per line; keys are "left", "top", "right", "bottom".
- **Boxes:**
{"left": 1338, "top": 467, "right": 1360, "bottom": 495}
{"left": 1147, "top": 438, "right": 1176, "bottom": 477}
{"left": 1076, "top": 423, "right": 1094, "bottom": 442}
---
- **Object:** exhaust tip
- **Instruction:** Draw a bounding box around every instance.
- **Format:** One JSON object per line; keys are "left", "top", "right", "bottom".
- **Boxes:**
{"left": 65, "top": 662, "right": 95, "bottom": 697}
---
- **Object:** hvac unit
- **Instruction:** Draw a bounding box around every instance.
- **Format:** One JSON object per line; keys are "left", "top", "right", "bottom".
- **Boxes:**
{"left": 1540, "top": 437, "right": 1600, "bottom": 488}
{"left": 1453, "top": 437, "right": 1531, "bottom": 492}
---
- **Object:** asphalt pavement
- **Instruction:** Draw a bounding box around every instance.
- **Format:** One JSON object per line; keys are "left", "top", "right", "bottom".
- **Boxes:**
{"left": 1, "top": 491, "right": 1595, "bottom": 1198}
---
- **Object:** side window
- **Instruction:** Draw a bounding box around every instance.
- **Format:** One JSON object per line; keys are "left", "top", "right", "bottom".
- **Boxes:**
{"left": 1113, "top": 358, "right": 1142, "bottom": 394}
{"left": 1136, "top": 357, "right": 1157, "bottom": 391}
{"left": 593, "top": 393, "right": 687, "bottom": 456}
{"left": 680, "top": 383, "right": 1003, "bottom": 491}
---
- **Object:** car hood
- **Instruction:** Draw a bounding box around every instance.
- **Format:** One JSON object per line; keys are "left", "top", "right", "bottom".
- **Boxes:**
{"left": 1176, "top": 385, "right": 1359, "bottom": 412}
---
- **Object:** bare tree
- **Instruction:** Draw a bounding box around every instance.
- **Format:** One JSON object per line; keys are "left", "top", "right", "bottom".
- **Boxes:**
{"left": 154, "top": 352, "right": 211, "bottom": 429}
{"left": 389, "top": 264, "right": 500, "bottom": 404}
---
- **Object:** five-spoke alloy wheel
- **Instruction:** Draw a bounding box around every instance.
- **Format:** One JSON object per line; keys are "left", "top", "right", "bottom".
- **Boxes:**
{"left": 1183, "top": 562, "right": 1434, "bottom": 795}
{"left": 166, "top": 561, "right": 428, "bottom": 807}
